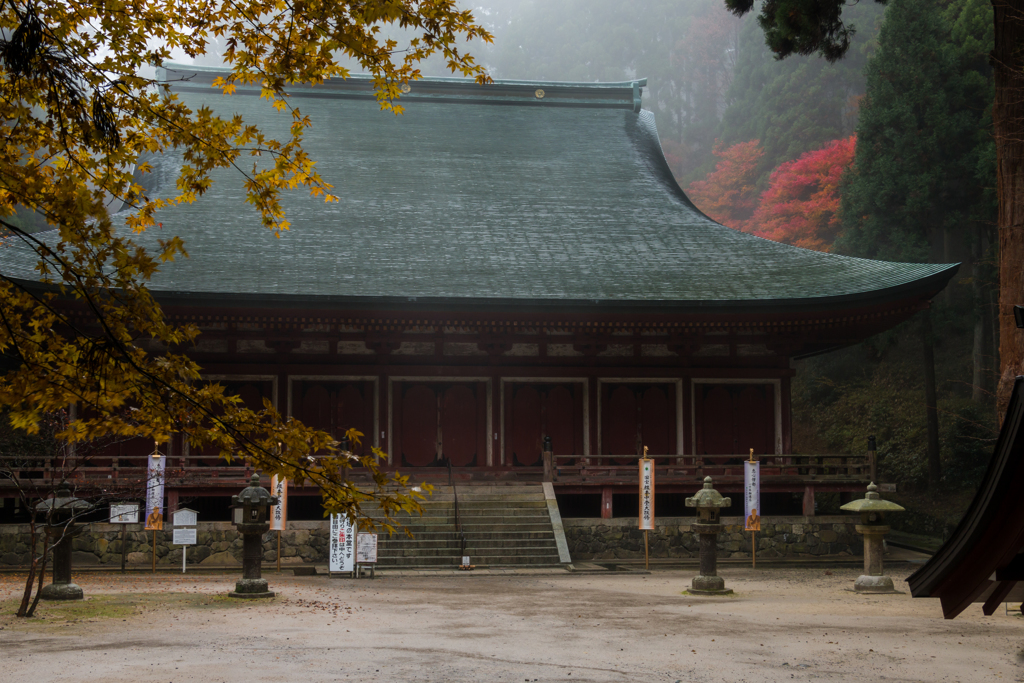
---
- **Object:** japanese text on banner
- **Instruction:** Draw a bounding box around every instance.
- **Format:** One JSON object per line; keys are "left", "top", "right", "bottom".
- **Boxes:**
{"left": 744, "top": 461, "right": 761, "bottom": 531}
{"left": 329, "top": 513, "right": 355, "bottom": 572}
{"left": 269, "top": 476, "right": 288, "bottom": 531}
{"left": 639, "top": 458, "right": 655, "bottom": 530}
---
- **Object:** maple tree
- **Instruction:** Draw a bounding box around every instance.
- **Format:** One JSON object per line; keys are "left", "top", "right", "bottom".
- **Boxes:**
{"left": 685, "top": 139, "right": 763, "bottom": 232}
{"left": 0, "top": 0, "right": 492, "bottom": 565}
{"left": 751, "top": 136, "right": 855, "bottom": 251}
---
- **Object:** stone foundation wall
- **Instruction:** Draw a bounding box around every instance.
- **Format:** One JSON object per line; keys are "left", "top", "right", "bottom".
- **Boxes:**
{"left": 0, "top": 522, "right": 330, "bottom": 568}
{"left": 563, "top": 516, "right": 862, "bottom": 561}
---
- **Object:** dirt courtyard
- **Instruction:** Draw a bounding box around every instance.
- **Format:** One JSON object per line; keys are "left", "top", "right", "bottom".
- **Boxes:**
{"left": 0, "top": 564, "right": 1020, "bottom": 682}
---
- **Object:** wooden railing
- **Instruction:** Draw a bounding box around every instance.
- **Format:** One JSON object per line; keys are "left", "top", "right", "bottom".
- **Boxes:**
{"left": 544, "top": 453, "right": 872, "bottom": 484}
{"left": 0, "top": 452, "right": 874, "bottom": 490}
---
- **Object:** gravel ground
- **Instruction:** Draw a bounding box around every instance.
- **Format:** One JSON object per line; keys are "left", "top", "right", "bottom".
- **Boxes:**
{"left": 0, "top": 564, "right": 1020, "bottom": 682}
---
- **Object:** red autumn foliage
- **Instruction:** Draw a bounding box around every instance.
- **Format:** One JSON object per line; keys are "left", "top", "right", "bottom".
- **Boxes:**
{"left": 686, "top": 139, "right": 764, "bottom": 232}
{"left": 751, "top": 136, "right": 856, "bottom": 252}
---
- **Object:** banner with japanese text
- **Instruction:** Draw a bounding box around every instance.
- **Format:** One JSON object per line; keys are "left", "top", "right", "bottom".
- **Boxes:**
{"left": 269, "top": 476, "right": 287, "bottom": 531}
{"left": 144, "top": 450, "right": 165, "bottom": 530}
{"left": 329, "top": 513, "right": 355, "bottom": 572}
{"left": 639, "top": 457, "right": 655, "bottom": 530}
{"left": 744, "top": 461, "right": 761, "bottom": 531}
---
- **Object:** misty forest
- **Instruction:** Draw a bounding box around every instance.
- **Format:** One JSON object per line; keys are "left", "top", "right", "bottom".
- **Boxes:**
{"left": 373, "top": 0, "right": 994, "bottom": 534}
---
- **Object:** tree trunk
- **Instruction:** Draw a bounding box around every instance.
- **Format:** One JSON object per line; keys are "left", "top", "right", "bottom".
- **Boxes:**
{"left": 922, "top": 311, "right": 942, "bottom": 490}
{"left": 993, "top": 0, "right": 1024, "bottom": 420}
{"left": 974, "top": 228, "right": 989, "bottom": 402}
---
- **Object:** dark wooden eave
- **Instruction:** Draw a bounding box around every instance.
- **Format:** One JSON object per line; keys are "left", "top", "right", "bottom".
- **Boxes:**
{"left": 907, "top": 376, "right": 1024, "bottom": 618}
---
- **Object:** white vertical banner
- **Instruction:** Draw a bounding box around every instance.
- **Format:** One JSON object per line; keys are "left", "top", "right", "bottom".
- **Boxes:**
{"left": 639, "top": 457, "right": 655, "bottom": 530}
{"left": 144, "top": 451, "right": 166, "bottom": 530}
{"left": 744, "top": 461, "right": 761, "bottom": 531}
{"left": 269, "top": 476, "right": 288, "bottom": 531}
{"left": 329, "top": 513, "right": 355, "bottom": 573}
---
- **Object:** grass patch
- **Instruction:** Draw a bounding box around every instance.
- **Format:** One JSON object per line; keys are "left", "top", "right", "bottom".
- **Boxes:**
{"left": 0, "top": 592, "right": 249, "bottom": 628}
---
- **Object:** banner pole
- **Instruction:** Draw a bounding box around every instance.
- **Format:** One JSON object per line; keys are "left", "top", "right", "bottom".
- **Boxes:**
{"left": 644, "top": 530, "right": 649, "bottom": 571}
{"left": 752, "top": 531, "right": 756, "bottom": 569}
{"left": 152, "top": 529, "right": 156, "bottom": 573}
{"left": 277, "top": 530, "right": 281, "bottom": 572}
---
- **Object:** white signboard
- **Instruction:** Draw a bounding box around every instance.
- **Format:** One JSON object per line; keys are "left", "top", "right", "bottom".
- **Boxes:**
{"left": 144, "top": 451, "right": 166, "bottom": 530}
{"left": 639, "top": 457, "right": 655, "bottom": 530}
{"left": 270, "top": 476, "right": 288, "bottom": 531}
{"left": 356, "top": 533, "right": 378, "bottom": 564}
{"left": 109, "top": 503, "right": 139, "bottom": 524}
{"left": 329, "top": 513, "right": 355, "bottom": 573}
{"left": 744, "top": 461, "right": 761, "bottom": 531}
{"left": 171, "top": 508, "right": 197, "bottom": 527}
{"left": 172, "top": 528, "right": 197, "bottom": 545}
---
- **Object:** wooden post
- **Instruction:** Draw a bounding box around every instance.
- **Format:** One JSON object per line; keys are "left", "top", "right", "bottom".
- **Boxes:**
{"left": 644, "top": 530, "right": 649, "bottom": 571}
{"left": 120, "top": 524, "right": 127, "bottom": 574}
{"left": 277, "top": 530, "right": 281, "bottom": 572}
{"left": 752, "top": 531, "right": 756, "bottom": 569}
{"left": 152, "top": 529, "right": 156, "bottom": 573}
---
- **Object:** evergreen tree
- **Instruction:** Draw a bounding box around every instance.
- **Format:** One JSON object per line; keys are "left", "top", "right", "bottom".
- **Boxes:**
{"left": 838, "top": 0, "right": 990, "bottom": 263}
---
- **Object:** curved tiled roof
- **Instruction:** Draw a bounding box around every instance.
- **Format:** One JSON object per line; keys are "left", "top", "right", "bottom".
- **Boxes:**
{"left": 1, "top": 65, "right": 956, "bottom": 313}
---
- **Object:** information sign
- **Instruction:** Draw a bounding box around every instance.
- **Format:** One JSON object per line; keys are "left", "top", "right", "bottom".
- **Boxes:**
{"left": 109, "top": 503, "right": 139, "bottom": 524}
{"left": 329, "top": 513, "right": 355, "bottom": 573}
{"left": 639, "top": 456, "right": 655, "bottom": 530}
{"left": 356, "top": 533, "right": 378, "bottom": 564}
{"left": 172, "top": 528, "right": 197, "bottom": 545}
{"left": 171, "top": 508, "right": 198, "bottom": 527}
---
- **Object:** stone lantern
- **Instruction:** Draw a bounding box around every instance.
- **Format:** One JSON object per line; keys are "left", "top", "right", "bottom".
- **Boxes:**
{"left": 229, "top": 473, "right": 279, "bottom": 599}
{"left": 34, "top": 483, "right": 95, "bottom": 600}
{"left": 840, "top": 482, "right": 905, "bottom": 593}
{"left": 685, "top": 476, "right": 733, "bottom": 595}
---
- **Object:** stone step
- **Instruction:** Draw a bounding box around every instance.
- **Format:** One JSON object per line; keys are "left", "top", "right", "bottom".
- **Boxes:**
{"left": 384, "top": 546, "right": 557, "bottom": 558}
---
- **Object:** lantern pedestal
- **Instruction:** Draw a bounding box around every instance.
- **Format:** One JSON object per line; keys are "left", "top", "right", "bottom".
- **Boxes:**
{"left": 687, "top": 522, "right": 733, "bottom": 595}
{"left": 39, "top": 528, "right": 84, "bottom": 600}
{"left": 853, "top": 524, "right": 897, "bottom": 593}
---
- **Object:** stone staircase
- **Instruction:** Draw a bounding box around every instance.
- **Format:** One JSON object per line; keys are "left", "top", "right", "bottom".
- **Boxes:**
{"left": 362, "top": 484, "right": 567, "bottom": 568}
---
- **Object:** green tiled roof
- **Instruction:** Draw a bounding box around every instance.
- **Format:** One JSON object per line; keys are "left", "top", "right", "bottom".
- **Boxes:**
{"left": 2, "top": 65, "right": 956, "bottom": 312}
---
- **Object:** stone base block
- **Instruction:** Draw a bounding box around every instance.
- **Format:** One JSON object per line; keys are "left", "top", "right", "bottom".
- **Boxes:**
{"left": 229, "top": 590, "right": 275, "bottom": 599}
{"left": 39, "top": 582, "right": 84, "bottom": 601}
{"left": 229, "top": 578, "right": 274, "bottom": 599}
{"left": 687, "top": 574, "right": 732, "bottom": 595}
{"left": 854, "top": 574, "right": 898, "bottom": 593}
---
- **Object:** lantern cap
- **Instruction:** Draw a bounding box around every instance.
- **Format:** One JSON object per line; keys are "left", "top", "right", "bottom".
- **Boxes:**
{"left": 685, "top": 476, "right": 731, "bottom": 508}
{"left": 840, "top": 483, "right": 904, "bottom": 513}
{"left": 34, "top": 483, "right": 95, "bottom": 515}
{"left": 232, "top": 473, "right": 278, "bottom": 507}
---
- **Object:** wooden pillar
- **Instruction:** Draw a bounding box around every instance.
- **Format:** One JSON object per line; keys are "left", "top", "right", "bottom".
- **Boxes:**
{"left": 167, "top": 489, "right": 179, "bottom": 515}
{"left": 802, "top": 485, "right": 815, "bottom": 517}
{"left": 601, "top": 487, "right": 613, "bottom": 519}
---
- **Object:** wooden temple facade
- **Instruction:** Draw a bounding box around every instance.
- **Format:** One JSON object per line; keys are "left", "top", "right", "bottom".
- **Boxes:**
{"left": 0, "top": 66, "right": 958, "bottom": 518}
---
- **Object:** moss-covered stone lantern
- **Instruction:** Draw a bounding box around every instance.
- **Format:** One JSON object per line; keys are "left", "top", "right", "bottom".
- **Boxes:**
{"left": 229, "top": 473, "right": 279, "bottom": 599}
{"left": 685, "top": 476, "right": 733, "bottom": 595}
{"left": 840, "top": 482, "right": 905, "bottom": 593}
{"left": 34, "top": 484, "right": 95, "bottom": 600}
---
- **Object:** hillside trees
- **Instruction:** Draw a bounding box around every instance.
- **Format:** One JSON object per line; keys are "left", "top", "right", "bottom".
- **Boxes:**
{"left": 724, "top": 0, "right": 1016, "bottom": 419}
{"left": 685, "top": 139, "right": 764, "bottom": 231}
{"left": 716, "top": 2, "right": 882, "bottom": 188}
{"left": 0, "top": 0, "right": 490, "bottom": 543}
{"left": 752, "top": 136, "right": 855, "bottom": 251}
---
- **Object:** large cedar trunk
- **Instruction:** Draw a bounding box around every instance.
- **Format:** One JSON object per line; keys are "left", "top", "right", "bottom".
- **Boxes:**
{"left": 995, "top": 0, "right": 1024, "bottom": 419}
